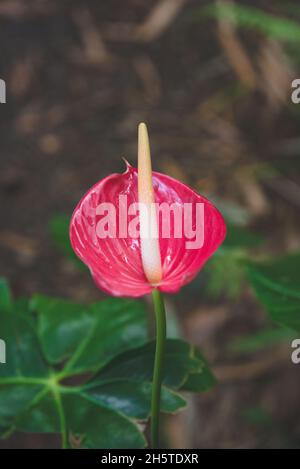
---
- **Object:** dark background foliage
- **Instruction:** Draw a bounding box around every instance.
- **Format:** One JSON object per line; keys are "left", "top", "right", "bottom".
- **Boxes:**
{"left": 1, "top": 0, "right": 300, "bottom": 448}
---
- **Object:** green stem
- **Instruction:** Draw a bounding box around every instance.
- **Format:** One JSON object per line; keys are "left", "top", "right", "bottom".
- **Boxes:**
{"left": 52, "top": 388, "right": 67, "bottom": 449}
{"left": 151, "top": 289, "right": 167, "bottom": 449}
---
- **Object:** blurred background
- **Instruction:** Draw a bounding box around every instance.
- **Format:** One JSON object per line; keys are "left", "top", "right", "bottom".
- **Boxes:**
{"left": 1, "top": 0, "right": 300, "bottom": 448}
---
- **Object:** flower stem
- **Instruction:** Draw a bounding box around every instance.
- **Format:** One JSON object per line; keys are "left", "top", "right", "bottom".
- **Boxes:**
{"left": 151, "top": 288, "right": 167, "bottom": 448}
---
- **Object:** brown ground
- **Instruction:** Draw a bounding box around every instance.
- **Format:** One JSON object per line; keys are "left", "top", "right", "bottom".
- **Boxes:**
{"left": 1, "top": 0, "right": 300, "bottom": 448}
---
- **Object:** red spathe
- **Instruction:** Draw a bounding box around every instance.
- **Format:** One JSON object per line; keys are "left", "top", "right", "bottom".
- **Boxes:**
{"left": 70, "top": 163, "right": 226, "bottom": 297}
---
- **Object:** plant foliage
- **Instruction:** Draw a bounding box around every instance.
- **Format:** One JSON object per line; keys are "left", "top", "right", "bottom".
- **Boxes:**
{"left": 0, "top": 279, "right": 215, "bottom": 448}
{"left": 247, "top": 253, "right": 300, "bottom": 332}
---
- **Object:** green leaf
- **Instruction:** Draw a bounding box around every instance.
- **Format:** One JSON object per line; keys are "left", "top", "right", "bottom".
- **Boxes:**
{"left": 248, "top": 253, "right": 300, "bottom": 297}
{"left": 16, "top": 393, "right": 59, "bottom": 434}
{"left": 222, "top": 224, "right": 263, "bottom": 250}
{"left": 0, "top": 297, "right": 48, "bottom": 426}
{"left": 82, "top": 380, "right": 186, "bottom": 420}
{"left": 14, "top": 297, "right": 30, "bottom": 315}
{"left": 204, "top": 224, "right": 263, "bottom": 300}
{"left": 1, "top": 280, "right": 216, "bottom": 447}
{"left": 32, "top": 295, "right": 148, "bottom": 373}
{"left": 180, "top": 349, "right": 216, "bottom": 392}
{"left": 93, "top": 339, "right": 209, "bottom": 390}
{"left": 247, "top": 253, "right": 300, "bottom": 331}
{"left": 205, "top": 251, "right": 246, "bottom": 300}
{"left": 19, "top": 392, "right": 146, "bottom": 449}
{"left": 49, "top": 214, "right": 85, "bottom": 270}
{"left": 31, "top": 295, "right": 90, "bottom": 364}
{"left": 0, "top": 384, "right": 47, "bottom": 426}
{"left": 0, "top": 310, "right": 47, "bottom": 380}
{"left": 62, "top": 394, "right": 146, "bottom": 448}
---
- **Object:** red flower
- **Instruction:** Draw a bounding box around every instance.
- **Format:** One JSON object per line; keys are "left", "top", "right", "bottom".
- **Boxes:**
{"left": 70, "top": 125, "right": 226, "bottom": 297}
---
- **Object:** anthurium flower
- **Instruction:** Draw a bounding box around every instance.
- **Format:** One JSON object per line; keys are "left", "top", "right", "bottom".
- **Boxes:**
{"left": 70, "top": 124, "right": 226, "bottom": 297}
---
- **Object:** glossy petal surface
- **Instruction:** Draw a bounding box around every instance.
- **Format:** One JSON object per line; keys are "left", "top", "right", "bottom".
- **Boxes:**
{"left": 70, "top": 164, "right": 226, "bottom": 297}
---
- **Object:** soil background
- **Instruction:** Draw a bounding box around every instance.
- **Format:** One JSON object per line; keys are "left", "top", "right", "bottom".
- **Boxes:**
{"left": 1, "top": 0, "right": 300, "bottom": 448}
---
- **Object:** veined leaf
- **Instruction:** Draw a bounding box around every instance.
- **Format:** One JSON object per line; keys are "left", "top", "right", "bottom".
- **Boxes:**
{"left": 18, "top": 392, "right": 146, "bottom": 449}
{"left": 0, "top": 294, "right": 48, "bottom": 425}
{"left": 82, "top": 380, "right": 186, "bottom": 420}
{"left": 31, "top": 295, "right": 148, "bottom": 373}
